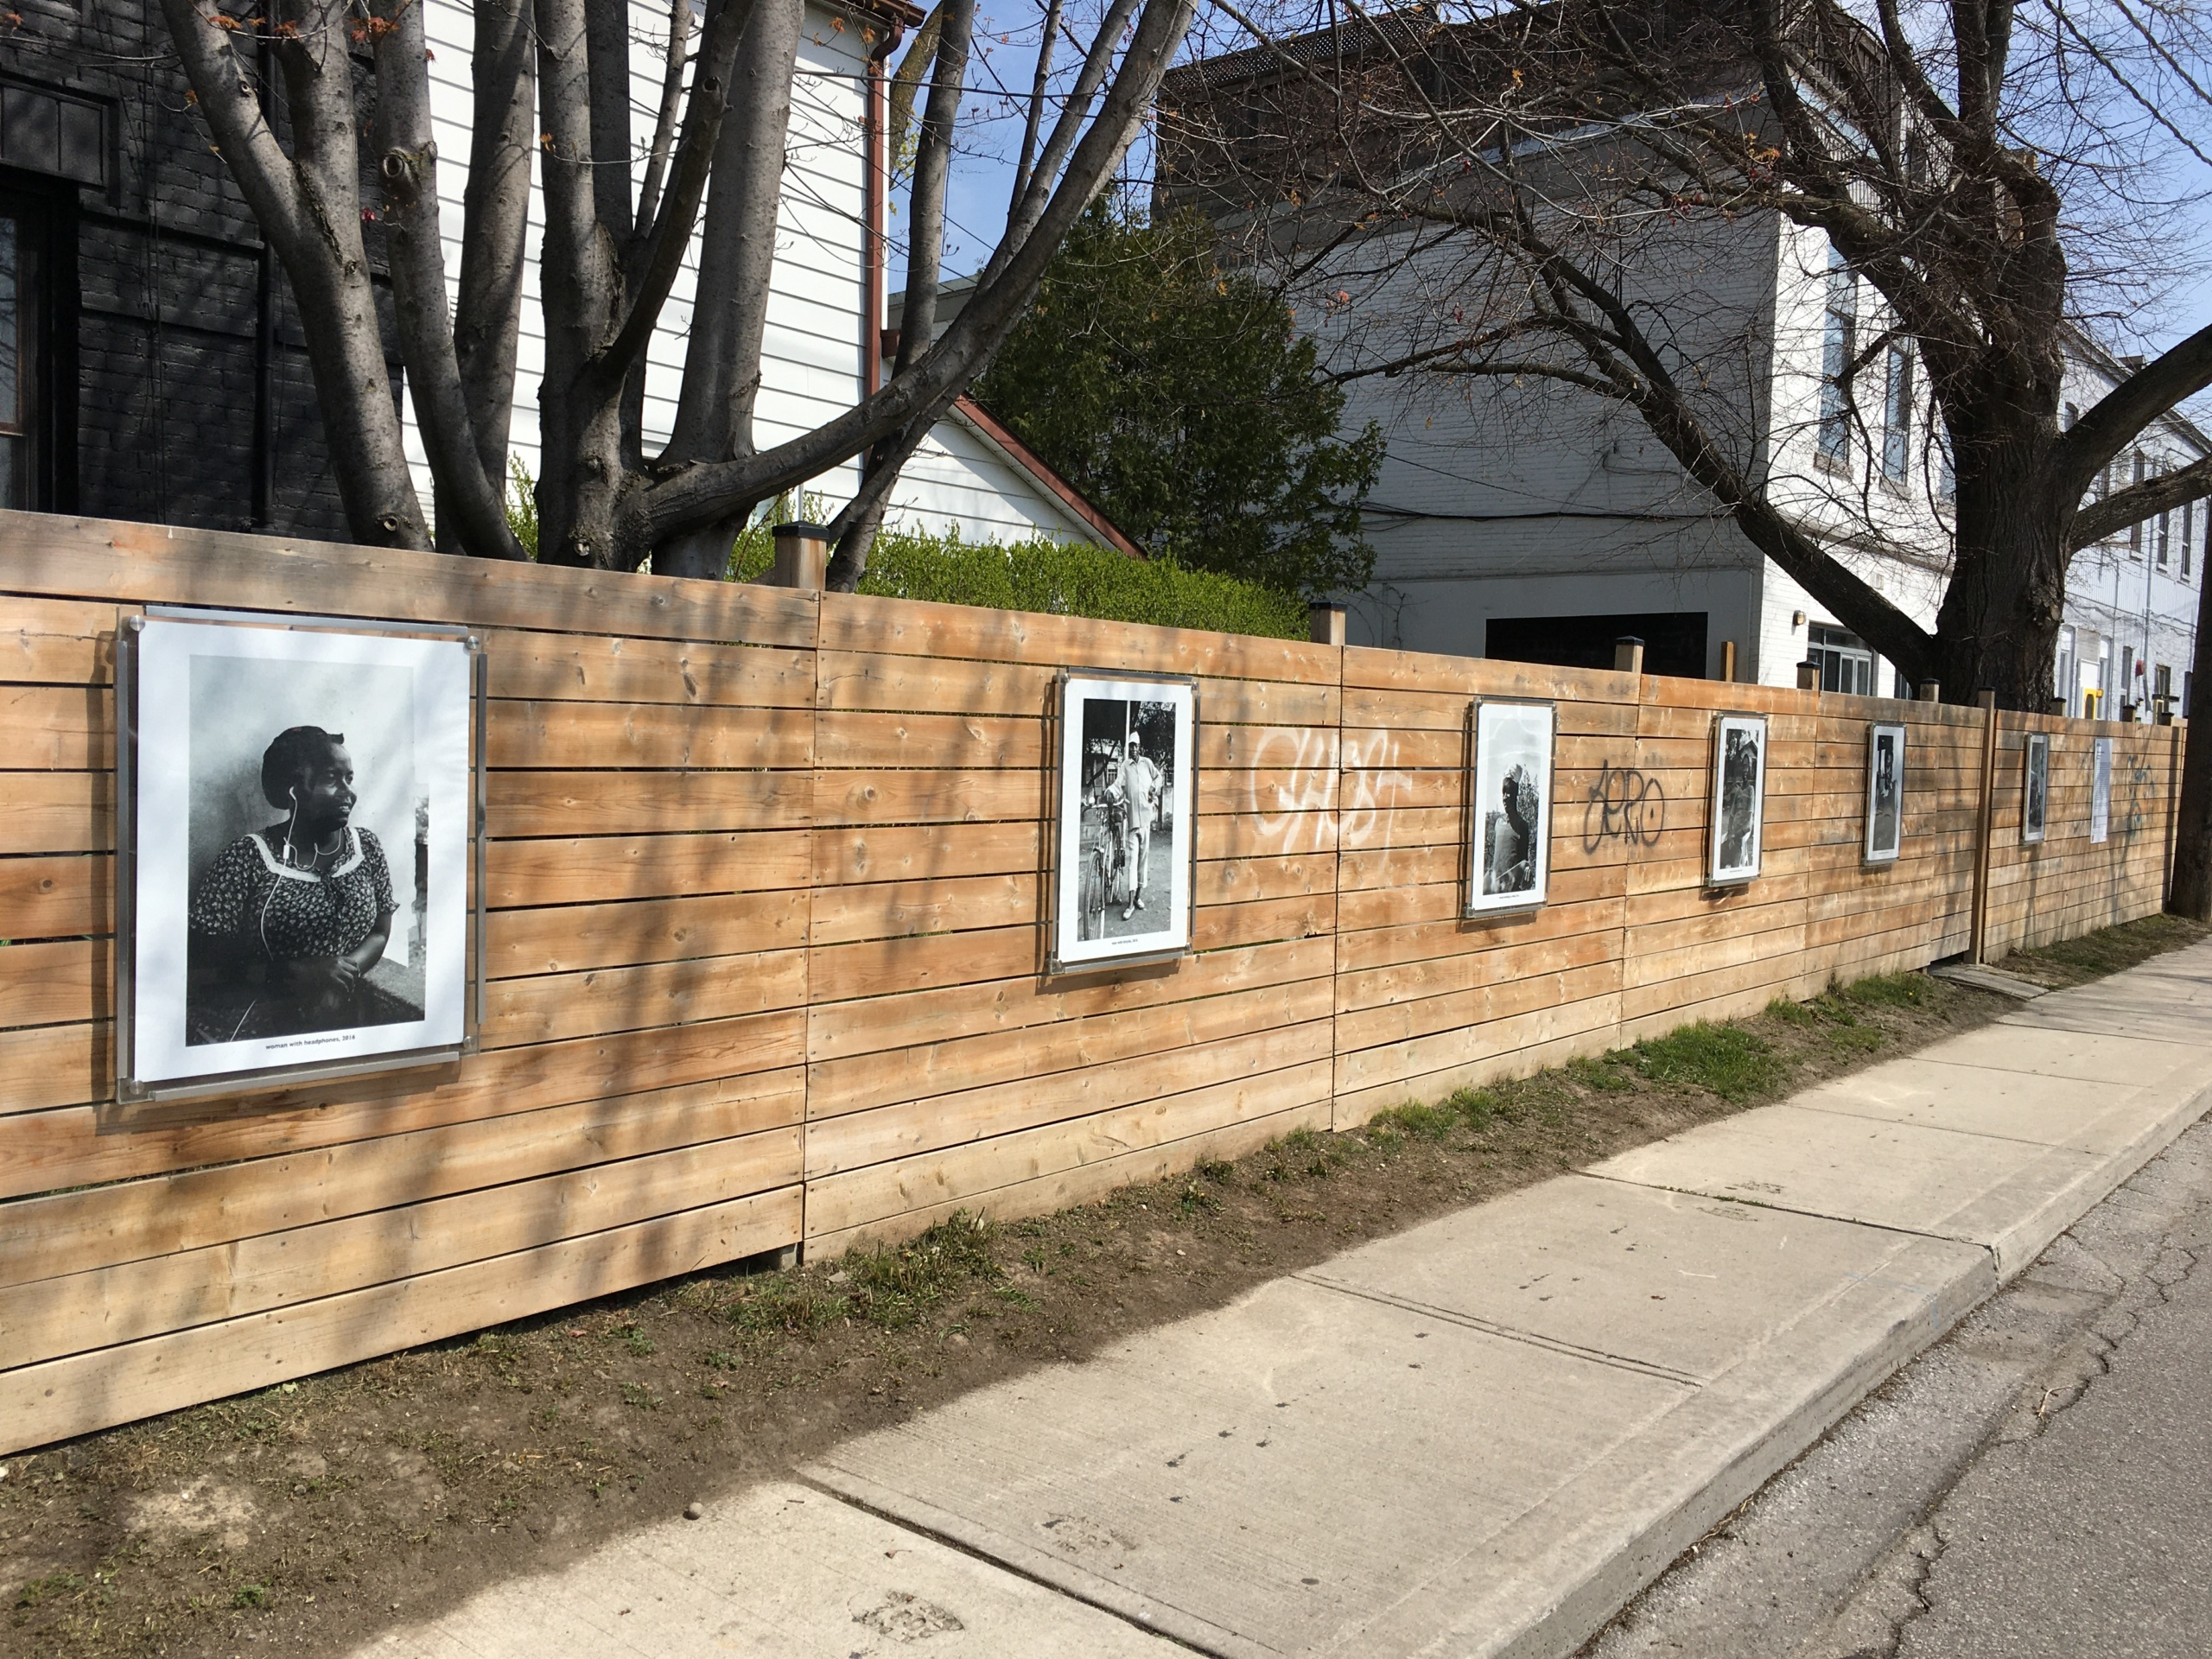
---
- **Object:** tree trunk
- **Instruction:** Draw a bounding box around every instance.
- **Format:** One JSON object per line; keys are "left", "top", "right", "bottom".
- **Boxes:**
{"left": 1934, "top": 409, "right": 2068, "bottom": 709}
{"left": 533, "top": 0, "right": 632, "bottom": 569}
{"left": 2169, "top": 569, "right": 2212, "bottom": 918}
{"left": 654, "top": 0, "right": 806, "bottom": 581}
{"left": 275, "top": 3, "right": 433, "bottom": 550}
{"left": 448, "top": 0, "right": 536, "bottom": 543}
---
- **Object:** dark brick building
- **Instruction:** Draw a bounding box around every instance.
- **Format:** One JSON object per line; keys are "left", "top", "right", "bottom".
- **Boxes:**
{"left": 0, "top": 1, "right": 361, "bottom": 537}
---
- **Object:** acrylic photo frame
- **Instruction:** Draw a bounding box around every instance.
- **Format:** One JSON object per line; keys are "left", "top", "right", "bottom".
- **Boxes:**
{"left": 1465, "top": 698, "right": 1556, "bottom": 917}
{"left": 1046, "top": 671, "right": 1198, "bottom": 975}
{"left": 1707, "top": 711, "right": 1769, "bottom": 885}
{"left": 1863, "top": 721, "right": 1906, "bottom": 864}
{"left": 116, "top": 608, "right": 484, "bottom": 1103}
{"left": 2090, "top": 735, "right": 2113, "bottom": 844}
{"left": 2022, "top": 731, "right": 2050, "bottom": 846}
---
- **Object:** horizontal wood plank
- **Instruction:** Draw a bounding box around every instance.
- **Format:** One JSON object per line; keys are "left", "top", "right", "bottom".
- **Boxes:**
{"left": 0, "top": 1186, "right": 802, "bottom": 1454}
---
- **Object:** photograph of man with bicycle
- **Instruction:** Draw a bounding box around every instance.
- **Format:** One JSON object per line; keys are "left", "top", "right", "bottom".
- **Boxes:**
{"left": 1054, "top": 677, "right": 1194, "bottom": 968}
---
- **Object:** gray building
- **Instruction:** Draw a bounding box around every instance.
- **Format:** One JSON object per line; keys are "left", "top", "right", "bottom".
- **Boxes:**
{"left": 1162, "top": 20, "right": 2202, "bottom": 717}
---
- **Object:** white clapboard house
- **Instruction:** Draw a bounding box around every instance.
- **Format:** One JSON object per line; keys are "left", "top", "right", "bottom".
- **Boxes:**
{"left": 410, "top": 0, "right": 1135, "bottom": 556}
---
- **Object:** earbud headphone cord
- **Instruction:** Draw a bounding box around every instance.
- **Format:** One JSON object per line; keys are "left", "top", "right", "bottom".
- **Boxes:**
{"left": 229, "top": 794, "right": 301, "bottom": 1045}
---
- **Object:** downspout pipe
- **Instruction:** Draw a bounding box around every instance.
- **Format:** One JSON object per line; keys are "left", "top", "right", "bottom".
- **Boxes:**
{"left": 861, "top": 20, "right": 905, "bottom": 416}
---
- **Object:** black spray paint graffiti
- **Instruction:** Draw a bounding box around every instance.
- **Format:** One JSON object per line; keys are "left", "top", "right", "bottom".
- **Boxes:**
{"left": 1583, "top": 760, "right": 1666, "bottom": 853}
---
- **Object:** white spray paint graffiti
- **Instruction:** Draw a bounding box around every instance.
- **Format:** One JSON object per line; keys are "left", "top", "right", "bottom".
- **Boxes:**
{"left": 1238, "top": 727, "right": 1417, "bottom": 856}
{"left": 1339, "top": 730, "right": 1419, "bottom": 850}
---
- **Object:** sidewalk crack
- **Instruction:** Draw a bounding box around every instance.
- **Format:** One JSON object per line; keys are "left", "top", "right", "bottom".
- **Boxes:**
{"left": 1288, "top": 1274, "right": 1705, "bottom": 1386}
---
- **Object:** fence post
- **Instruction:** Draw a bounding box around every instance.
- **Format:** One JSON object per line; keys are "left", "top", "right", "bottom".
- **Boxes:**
{"left": 1969, "top": 690, "right": 1999, "bottom": 963}
{"left": 1613, "top": 635, "right": 1644, "bottom": 676}
{"left": 1310, "top": 602, "right": 1346, "bottom": 645}
{"left": 766, "top": 523, "right": 830, "bottom": 589}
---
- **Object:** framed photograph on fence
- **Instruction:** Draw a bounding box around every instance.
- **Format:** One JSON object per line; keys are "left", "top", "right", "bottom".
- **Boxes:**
{"left": 2090, "top": 735, "right": 2113, "bottom": 843}
{"left": 117, "top": 611, "right": 481, "bottom": 1102}
{"left": 2022, "top": 732, "right": 2050, "bottom": 845}
{"left": 1863, "top": 721, "right": 1906, "bottom": 864}
{"left": 1465, "top": 698, "right": 1555, "bottom": 916}
{"left": 1707, "top": 712, "right": 1769, "bottom": 885}
{"left": 1050, "top": 672, "right": 1197, "bottom": 973}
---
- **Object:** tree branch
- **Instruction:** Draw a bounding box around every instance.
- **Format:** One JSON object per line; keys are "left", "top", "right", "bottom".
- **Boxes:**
{"left": 2050, "top": 321, "right": 2212, "bottom": 503}
{"left": 651, "top": 0, "right": 800, "bottom": 577}
{"left": 634, "top": 0, "right": 1198, "bottom": 545}
{"left": 634, "top": 0, "right": 696, "bottom": 232}
{"left": 1010, "top": 0, "right": 1065, "bottom": 211}
{"left": 153, "top": 1, "right": 308, "bottom": 260}
{"left": 893, "top": 0, "right": 979, "bottom": 382}
{"left": 451, "top": 0, "right": 535, "bottom": 523}
{"left": 594, "top": 0, "right": 754, "bottom": 400}
{"left": 998, "top": 0, "right": 1145, "bottom": 257}
{"left": 887, "top": 1, "right": 945, "bottom": 162}
{"left": 2066, "top": 452, "right": 2212, "bottom": 550}
{"left": 823, "top": 385, "right": 963, "bottom": 590}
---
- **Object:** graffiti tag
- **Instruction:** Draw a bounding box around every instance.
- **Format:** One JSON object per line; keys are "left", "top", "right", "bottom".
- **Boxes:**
{"left": 1582, "top": 760, "right": 1666, "bottom": 853}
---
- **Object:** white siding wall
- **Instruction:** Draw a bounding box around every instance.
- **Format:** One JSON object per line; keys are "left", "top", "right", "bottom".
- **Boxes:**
{"left": 2059, "top": 353, "right": 2205, "bottom": 713}
{"left": 406, "top": 2, "right": 1104, "bottom": 551}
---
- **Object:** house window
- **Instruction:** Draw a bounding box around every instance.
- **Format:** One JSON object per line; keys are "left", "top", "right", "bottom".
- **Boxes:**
{"left": 1882, "top": 347, "right": 1913, "bottom": 481}
{"left": 2158, "top": 499, "right": 2171, "bottom": 566}
{"left": 2185, "top": 499, "right": 2196, "bottom": 579}
{"left": 1818, "top": 249, "right": 1855, "bottom": 464}
{"left": 0, "top": 209, "right": 35, "bottom": 510}
{"left": 2156, "top": 663, "right": 2173, "bottom": 702}
{"left": 1935, "top": 423, "right": 1954, "bottom": 502}
{"left": 2055, "top": 626, "right": 2076, "bottom": 714}
{"left": 1806, "top": 623, "right": 1874, "bottom": 694}
{"left": 2129, "top": 454, "right": 2145, "bottom": 555}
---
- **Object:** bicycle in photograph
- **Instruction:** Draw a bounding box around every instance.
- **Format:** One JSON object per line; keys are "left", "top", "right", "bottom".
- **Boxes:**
{"left": 1079, "top": 795, "right": 1133, "bottom": 939}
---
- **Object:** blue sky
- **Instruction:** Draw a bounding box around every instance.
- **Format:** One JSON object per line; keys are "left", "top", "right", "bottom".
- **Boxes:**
{"left": 907, "top": 5, "right": 2212, "bottom": 378}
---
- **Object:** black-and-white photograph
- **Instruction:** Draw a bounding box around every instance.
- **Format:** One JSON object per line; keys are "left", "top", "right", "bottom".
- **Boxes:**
{"left": 122, "top": 615, "right": 474, "bottom": 1097}
{"left": 2023, "top": 732, "right": 2050, "bottom": 845}
{"left": 1708, "top": 713, "right": 1769, "bottom": 884}
{"left": 1051, "top": 674, "right": 1196, "bottom": 970}
{"left": 2090, "top": 735, "right": 2113, "bottom": 844}
{"left": 1864, "top": 722, "right": 1905, "bottom": 863}
{"left": 1466, "top": 699, "right": 1554, "bottom": 915}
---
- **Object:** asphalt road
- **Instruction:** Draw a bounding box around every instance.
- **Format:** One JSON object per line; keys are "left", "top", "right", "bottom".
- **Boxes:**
{"left": 1583, "top": 1115, "right": 2212, "bottom": 1659}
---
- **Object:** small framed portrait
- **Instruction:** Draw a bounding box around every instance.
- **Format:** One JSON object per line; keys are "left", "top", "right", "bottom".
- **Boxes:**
{"left": 1707, "top": 712, "right": 1769, "bottom": 885}
{"left": 1049, "top": 672, "right": 1197, "bottom": 973}
{"left": 2090, "top": 736, "right": 2113, "bottom": 844}
{"left": 1465, "top": 698, "right": 1555, "bottom": 916}
{"left": 1863, "top": 721, "right": 1906, "bottom": 864}
{"left": 117, "top": 611, "right": 481, "bottom": 1102}
{"left": 2022, "top": 732, "right": 2050, "bottom": 845}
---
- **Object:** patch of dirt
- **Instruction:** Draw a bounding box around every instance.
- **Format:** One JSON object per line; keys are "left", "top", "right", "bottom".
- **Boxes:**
{"left": 2, "top": 916, "right": 2201, "bottom": 1659}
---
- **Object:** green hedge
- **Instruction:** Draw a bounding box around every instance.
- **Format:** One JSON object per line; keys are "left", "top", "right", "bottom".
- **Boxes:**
{"left": 729, "top": 523, "right": 1307, "bottom": 641}
{"left": 504, "top": 463, "right": 1304, "bottom": 640}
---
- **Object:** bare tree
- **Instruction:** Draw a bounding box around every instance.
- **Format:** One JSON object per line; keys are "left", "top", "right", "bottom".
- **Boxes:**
{"left": 1162, "top": 0, "right": 2212, "bottom": 709}
{"left": 157, "top": 0, "right": 1195, "bottom": 576}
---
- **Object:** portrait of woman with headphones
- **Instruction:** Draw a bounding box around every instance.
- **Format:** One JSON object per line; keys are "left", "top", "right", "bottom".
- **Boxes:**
{"left": 183, "top": 724, "right": 422, "bottom": 1046}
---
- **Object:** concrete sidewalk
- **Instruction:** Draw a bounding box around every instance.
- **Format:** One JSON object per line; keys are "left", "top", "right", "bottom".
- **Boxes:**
{"left": 359, "top": 942, "right": 2212, "bottom": 1659}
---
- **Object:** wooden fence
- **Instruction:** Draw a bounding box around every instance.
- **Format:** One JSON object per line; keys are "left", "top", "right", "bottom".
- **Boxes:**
{"left": 0, "top": 512, "right": 2183, "bottom": 1451}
